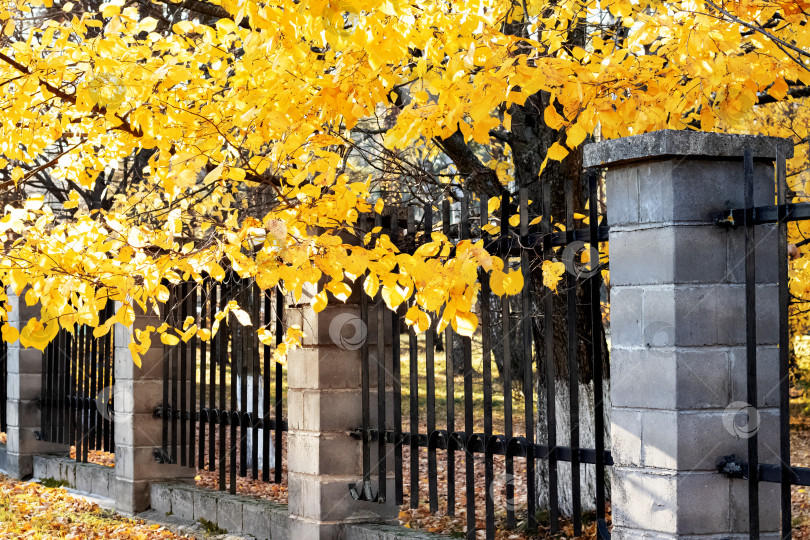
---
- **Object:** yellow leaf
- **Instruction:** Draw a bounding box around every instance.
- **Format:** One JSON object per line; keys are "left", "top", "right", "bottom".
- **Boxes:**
{"left": 544, "top": 104, "right": 564, "bottom": 130}
{"left": 566, "top": 124, "right": 588, "bottom": 148}
{"left": 405, "top": 305, "right": 430, "bottom": 333}
{"left": 231, "top": 308, "right": 252, "bottom": 326}
{"left": 364, "top": 273, "right": 380, "bottom": 297}
{"left": 547, "top": 142, "right": 569, "bottom": 161}
{"left": 374, "top": 198, "right": 384, "bottom": 214}
{"left": 161, "top": 333, "right": 180, "bottom": 346}
{"left": 327, "top": 280, "right": 352, "bottom": 302}
{"left": 453, "top": 311, "right": 478, "bottom": 337}
{"left": 311, "top": 290, "right": 328, "bottom": 312}
{"left": 542, "top": 260, "right": 566, "bottom": 292}
{"left": 490, "top": 268, "right": 524, "bottom": 296}
{"left": 2, "top": 324, "right": 18, "bottom": 344}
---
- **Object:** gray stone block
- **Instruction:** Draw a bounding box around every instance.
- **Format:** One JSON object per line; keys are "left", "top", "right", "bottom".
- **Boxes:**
{"left": 116, "top": 477, "right": 151, "bottom": 514}
{"left": 217, "top": 496, "right": 243, "bottom": 533}
{"left": 192, "top": 489, "right": 218, "bottom": 525}
{"left": 726, "top": 223, "right": 779, "bottom": 285}
{"left": 171, "top": 486, "right": 194, "bottom": 521}
{"left": 604, "top": 165, "right": 640, "bottom": 227}
{"left": 730, "top": 478, "right": 780, "bottom": 533}
{"left": 611, "top": 349, "right": 677, "bottom": 410}
{"left": 287, "top": 431, "right": 361, "bottom": 476}
{"left": 4, "top": 452, "right": 33, "bottom": 479}
{"left": 675, "top": 473, "right": 731, "bottom": 534}
{"left": 114, "top": 414, "right": 163, "bottom": 447}
{"left": 242, "top": 500, "right": 272, "bottom": 540}
{"left": 150, "top": 483, "right": 173, "bottom": 514}
{"left": 32, "top": 455, "right": 48, "bottom": 479}
{"left": 730, "top": 346, "right": 781, "bottom": 408}
{"left": 610, "top": 408, "right": 642, "bottom": 467}
{"left": 610, "top": 287, "right": 644, "bottom": 347}
{"left": 611, "top": 468, "right": 677, "bottom": 534}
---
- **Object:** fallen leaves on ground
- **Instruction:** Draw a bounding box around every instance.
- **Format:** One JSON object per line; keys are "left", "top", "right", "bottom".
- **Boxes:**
{"left": 398, "top": 446, "right": 610, "bottom": 539}
{"left": 69, "top": 446, "right": 115, "bottom": 468}
{"left": 0, "top": 473, "right": 192, "bottom": 539}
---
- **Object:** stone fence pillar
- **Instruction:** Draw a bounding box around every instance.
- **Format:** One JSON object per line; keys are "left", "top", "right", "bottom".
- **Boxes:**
{"left": 4, "top": 288, "right": 69, "bottom": 478}
{"left": 285, "top": 283, "right": 397, "bottom": 539}
{"left": 584, "top": 130, "right": 791, "bottom": 538}
{"left": 114, "top": 302, "right": 194, "bottom": 514}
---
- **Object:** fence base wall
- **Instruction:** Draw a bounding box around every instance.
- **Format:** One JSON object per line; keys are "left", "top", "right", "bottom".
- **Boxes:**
{"left": 151, "top": 482, "right": 438, "bottom": 540}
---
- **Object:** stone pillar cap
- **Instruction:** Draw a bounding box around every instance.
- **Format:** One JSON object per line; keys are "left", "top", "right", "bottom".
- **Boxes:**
{"left": 583, "top": 129, "right": 793, "bottom": 169}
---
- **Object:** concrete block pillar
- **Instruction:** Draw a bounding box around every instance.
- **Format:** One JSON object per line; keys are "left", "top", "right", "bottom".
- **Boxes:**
{"left": 4, "top": 287, "right": 68, "bottom": 479}
{"left": 114, "top": 301, "right": 194, "bottom": 514}
{"left": 285, "top": 284, "right": 398, "bottom": 539}
{"left": 584, "top": 130, "right": 792, "bottom": 539}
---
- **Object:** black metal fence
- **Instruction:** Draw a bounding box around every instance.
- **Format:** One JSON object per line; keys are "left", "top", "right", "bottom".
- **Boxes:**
{"left": 38, "top": 301, "right": 116, "bottom": 461}
{"left": 350, "top": 174, "right": 612, "bottom": 540}
{"left": 716, "top": 147, "right": 810, "bottom": 538}
{"left": 155, "top": 275, "right": 286, "bottom": 494}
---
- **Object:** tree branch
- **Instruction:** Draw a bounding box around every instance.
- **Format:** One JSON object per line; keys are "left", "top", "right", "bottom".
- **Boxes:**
{"left": 434, "top": 129, "right": 502, "bottom": 196}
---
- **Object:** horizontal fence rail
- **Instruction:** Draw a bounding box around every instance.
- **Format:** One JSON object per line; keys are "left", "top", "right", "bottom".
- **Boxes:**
{"left": 155, "top": 275, "right": 286, "bottom": 494}
{"left": 38, "top": 300, "right": 116, "bottom": 461}
{"left": 350, "top": 175, "right": 612, "bottom": 540}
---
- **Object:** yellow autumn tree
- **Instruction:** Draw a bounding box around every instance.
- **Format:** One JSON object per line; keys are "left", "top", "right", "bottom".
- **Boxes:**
{"left": 0, "top": 0, "right": 804, "bottom": 360}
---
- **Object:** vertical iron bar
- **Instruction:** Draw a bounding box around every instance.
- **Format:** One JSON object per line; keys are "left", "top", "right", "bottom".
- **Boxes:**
{"left": 273, "top": 286, "right": 284, "bottom": 484}
{"left": 71, "top": 325, "right": 79, "bottom": 450}
{"left": 89, "top": 318, "right": 98, "bottom": 452}
{"left": 521, "top": 188, "right": 536, "bottom": 532}
{"left": 376, "top": 212, "right": 388, "bottom": 503}
{"left": 81, "top": 323, "right": 89, "bottom": 462}
{"left": 425, "top": 203, "right": 438, "bottom": 513}
{"left": 262, "top": 290, "right": 271, "bottom": 482}
{"left": 462, "top": 196, "right": 476, "bottom": 540}
{"left": 189, "top": 283, "right": 198, "bottom": 470}
{"left": 239, "top": 282, "right": 249, "bottom": 478}
{"left": 501, "top": 190, "right": 515, "bottom": 529}
{"left": 566, "top": 180, "right": 582, "bottom": 534}
{"left": 56, "top": 326, "right": 65, "bottom": 445}
{"left": 274, "top": 285, "right": 283, "bottom": 484}
{"left": 43, "top": 334, "right": 51, "bottom": 442}
{"left": 171, "top": 284, "right": 179, "bottom": 464}
{"left": 360, "top": 265, "right": 373, "bottom": 498}
{"left": 443, "top": 198, "right": 456, "bottom": 516}
{"left": 251, "top": 283, "right": 260, "bottom": 480}
{"left": 99, "top": 308, "right": 106, "bottom": 451}
{"left": 481, "top": 194, "right": 495, "bottom": 540}
{"left": 588, "top": 171, "right": 607, "bottom": 524}
{"left": 230, "top": 277, "right": 239, "bottom": 492}
{"left": 180, "top": 282, "right": 188, "bottom": 467}
{"left": 199, "top": 280, "right": 209, "bottom": 470}
{"left": 209, "top": 281, "right": 218, "bottom": 474}
{"left": 408, "top": 206, "right": 419, "bottom": 509}
{"left": 744, "top": 147, "right": 760, "bottom": 538}
{"left": 777, "top": 145, "right": 791, "bottom": 539}
{"left": 542, "top": 181, "right": 559, "bottom": 532}
{"left": 162, "top": 297, "right": 170, "bottom": 463}
{"left": 219, "top": 280, "right": 228, "bottom": 490}
{"left": 390, "top": 207, "right": 403, "bottom": 505}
